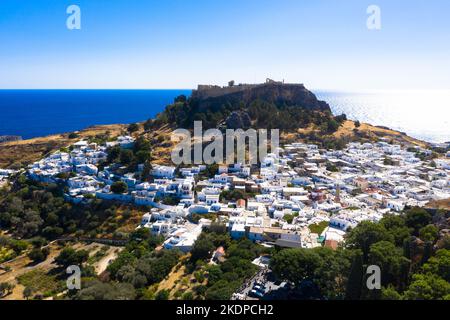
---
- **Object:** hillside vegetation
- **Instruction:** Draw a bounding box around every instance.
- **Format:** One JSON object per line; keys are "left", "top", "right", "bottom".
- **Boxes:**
{"left": 147, "top": 83, "right": 344, "bottom": 132}
{"left": 0, "top": 124, "right": 127, "bottom": 169}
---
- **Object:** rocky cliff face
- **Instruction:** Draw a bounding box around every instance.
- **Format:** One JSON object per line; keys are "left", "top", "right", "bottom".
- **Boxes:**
{"left": 154, "top": 81, "right": 336, "bottom": 131}
{"left": 193, "top": 82, "right": 331, "bottom": 113}
{"left": 225, "top": 111, "right": 252, "bottom": 130}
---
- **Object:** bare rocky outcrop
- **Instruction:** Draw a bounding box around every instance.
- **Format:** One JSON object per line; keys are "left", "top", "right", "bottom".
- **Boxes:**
{"left": 225, "top": 111, "right": 252, "bottom": 130}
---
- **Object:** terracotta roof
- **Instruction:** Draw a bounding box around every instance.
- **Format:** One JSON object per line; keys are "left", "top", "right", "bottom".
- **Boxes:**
{"left": 324, "top": 240, "right": 339, "bottom": 250}
{"left": 215, "top": 246, "right": 225, "bottom": 255}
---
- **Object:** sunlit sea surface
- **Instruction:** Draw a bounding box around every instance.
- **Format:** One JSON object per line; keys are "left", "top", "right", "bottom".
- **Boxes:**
{"left": 315, "top": 90, "right": 450, "bottom": 143}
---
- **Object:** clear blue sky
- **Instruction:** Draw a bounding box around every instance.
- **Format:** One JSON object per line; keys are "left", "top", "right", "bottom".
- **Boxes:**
{"left": 1, "top": 0, "right": 449, "bottom": 90}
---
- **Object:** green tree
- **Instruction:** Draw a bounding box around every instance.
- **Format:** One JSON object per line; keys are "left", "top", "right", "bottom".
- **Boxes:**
{"left": 206, "top": 265, "right": 223, "bottom": 285}
{"left": 345, "top": 221, "right": 394, "bottom": 261}
{"left": 345, "top": 251, "right": 364, "bottom": 300}
{"left": 107, "top": 145, "right": 121, "bottom": 163}
{"left": 312, "top": 247, "right": 351, "bottom": 299}
{"left": 384, "top": 157, "right": 396, "bottom": 166}
{"left": 127, "top": 123, "right": 140, "bottom": 133}
{"left": 405, "top": 208, "right": 432, "bottom": 235}
{"left": 381, "top": 286, "right": 402, "bottom": 300}
{"left": 368, "top": 241, "right": 410, "bottom": 290}
{"left": 404, "top": 274, "right": 450, "bottom": 300}
{"left": 140, "top": 161, "right": 153, "bottom": 181}
{"left": 220, "top": 189, "right": 248, "bottom": 202}
{"left": 270, "top": 248, "right": 321, "bottom": 285}
{"left": 205, "top": 280, "right": 241, "bottom": 300}
{"left": 119, "top": 149, "right": 134, "bottom": 165}
{"left": 182, "top": 291, "right": 194, "bottom": 300}
{"left": 161, "top": 195, "right": 179, "bottom": 206}
{"left": 107, "top": 251, "right": 137, "bottom": 278}
{"left": 111, "top": 181, "right": 128, "bottom": 194}
{"left": 68, "top": 132, "right": 79, "bottom": 139}
{"left": 136, "top": 150, "right": 151, "bottom": 164}
{"left": 283, "top": 214, "right": 294, "bottom": 224}
{"left": 155, "top": 289, "right": 170, "bottom": 300}
{"left": 55, "top": 247, "right": 89, "bottom": 268}
{"left": 9, "top": 239, "right": 29, "bottom": 255}
{"left": 190, "top": 236, "right": 215, "bottom": 263}
{"left": 133, "top": 136, "right": 151, "bottom": 153}
{"left": 326, "top": 162, "right": 339, "bottom": 172}
{"left": 0, "top": 282, "right": 15, "bottom": 297}
{"left": 422, "top": 249, "right": 450, "bottom": 282}
{"left": 203, "top": 164, "right": 219, "bottom": 178}
{"left": 380, "top": 214, "right": 412, "bottom": 246}
{"left": 23, "top": 286, "right": 33, "bottom": 300}
{"left": 28, "top": 247, "right": 50, "bottom": 263}
{"left": 174, "top": 94, "right": 187, "bottom": 103}
{"left": 419, "top": 225, "right": 439, "bottom": 243}
{"left": 74, "top": 280, "right": 136, "bottom": 300}
{"left": 136, "top": 250, "right": 180, "bottom": 285}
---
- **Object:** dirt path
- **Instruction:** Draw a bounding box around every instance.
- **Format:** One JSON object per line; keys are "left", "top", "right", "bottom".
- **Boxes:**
{"left": 0, "top": 243, "right": 62, "bottom": 300}
{"left": 94, "top": 247, "right": 122, "bottom": 275}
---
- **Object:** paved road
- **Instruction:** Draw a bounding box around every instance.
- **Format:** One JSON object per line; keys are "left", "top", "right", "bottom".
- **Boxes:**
{"left": 234, "top": 268, "right": 269, "bottom": 299}
{"left": 233, "top": 268, "right": 287, "bottom": 300}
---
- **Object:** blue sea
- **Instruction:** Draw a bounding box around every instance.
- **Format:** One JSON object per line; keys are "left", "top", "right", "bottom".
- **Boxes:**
{"left": 0, "top": 89, "right": 449, "bottom": 143}
{"left": 0, "top": 90, "right": 190, "bottom": 139}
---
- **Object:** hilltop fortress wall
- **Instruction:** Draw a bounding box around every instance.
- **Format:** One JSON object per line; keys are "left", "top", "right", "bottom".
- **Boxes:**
{"left": 192, "top": 83, "right": 259, "bottom": 99}
{"left": 192, "top": 79, "right": 305, "bottom": 100}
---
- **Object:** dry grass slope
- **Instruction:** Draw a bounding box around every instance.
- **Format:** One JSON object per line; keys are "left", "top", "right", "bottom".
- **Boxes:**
{"left": 0, "top": 124, "right": 127, "bottom": 169}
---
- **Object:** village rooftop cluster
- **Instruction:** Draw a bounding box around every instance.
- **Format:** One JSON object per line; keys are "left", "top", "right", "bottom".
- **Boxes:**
{"left": 26, "top": 135, "right": 450, "bottom": 252}
{"left": 0, "top": 169, "right": 17, "bottom": 189}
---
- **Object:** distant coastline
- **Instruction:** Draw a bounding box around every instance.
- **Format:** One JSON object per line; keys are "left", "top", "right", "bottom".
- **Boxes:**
{"left": 0, "top": 135, "right": 22, "bottom": 143}
{"left": 0, "top": 89, "right": 449, "bottom": 143}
